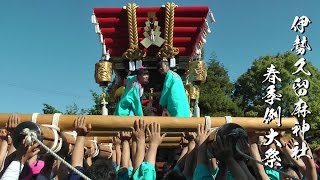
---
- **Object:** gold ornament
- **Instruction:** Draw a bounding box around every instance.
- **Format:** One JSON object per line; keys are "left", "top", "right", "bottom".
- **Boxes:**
{"left": 189, "top": 60, "right": 207, "bottom": 83}
{"left": 189, "top": 85, "right": 200, "bottom": 100}
{"left": 95, "top": 60, "right": 113, "bottom": 87}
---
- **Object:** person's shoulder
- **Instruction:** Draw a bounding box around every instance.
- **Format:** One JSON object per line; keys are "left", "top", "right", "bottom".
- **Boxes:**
{"left": 126, "top": 75, "right": 137, "bottom": 85}
{"left": 127, "top": 75, "right": 137, "bottom": 81}
{"left": 170, "top": 70, "right": 182, "bottom": 79}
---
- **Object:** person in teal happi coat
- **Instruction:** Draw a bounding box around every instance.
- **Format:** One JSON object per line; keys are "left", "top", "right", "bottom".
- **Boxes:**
{"left": 158, "top": 60, "right": 190, "bottom": 117}
{"left": 114, "top": 68, "right": 149, "bottom": 116}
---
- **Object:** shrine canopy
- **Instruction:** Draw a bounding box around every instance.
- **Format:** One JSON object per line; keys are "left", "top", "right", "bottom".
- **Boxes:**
{"left": 92, "top": 4, "right": 214, "bottom": 71}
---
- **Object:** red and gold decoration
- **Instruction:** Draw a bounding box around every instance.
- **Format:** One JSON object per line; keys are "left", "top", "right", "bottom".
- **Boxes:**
{"left": 92, "top": 3, "right": 215, "bottom": 111}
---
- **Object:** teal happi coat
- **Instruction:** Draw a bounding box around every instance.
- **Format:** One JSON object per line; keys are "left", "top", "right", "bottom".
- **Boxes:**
{"left": 114, "top": 75, "right": 144, "bottom": 116}
{"left": 160, "top": 70, "right": 190, "bottom": 117}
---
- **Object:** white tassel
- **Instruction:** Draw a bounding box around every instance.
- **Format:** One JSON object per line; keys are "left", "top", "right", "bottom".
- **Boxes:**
{"left": 207, "top": 27, "right": 211, "bottom": 34}
{"left": 129, "top": 61, "right": 136, "bottom": 71}
{"left": 103, "top": 44, "right": 107, "bottom": 55}
{"left": 106, "top": 51, "right": 110, "bottom": 60}
{"left": 205, "top": 20, "right": 211, "bottom": 33}
{"left": 95, "top": 24, "right": 101, "bottom": 34}
{"left": 208, "top": 9, "right": 215, "bottom": 23}
{"left": 196, "top": 45, "right": 201, "bottom": 55}
{"left": 99, "top": 34, "right": 104, "bottom": 44}
{"left": 170, "top": 57, "right": 176, "bottom": 68}
{"left": 201, "top": 34, "right": 207, "bottom": 43}
{"left": 136, "top": 60, "right": 143, "bottom": 69}
{"left": 194, "top": 102, "right": 200, "bottom": 117}
{"left": 91, "top": 14, "right": 97, "bottom": 24}
{"left": 101, "top": 98, "right": 108, "bottom": 115}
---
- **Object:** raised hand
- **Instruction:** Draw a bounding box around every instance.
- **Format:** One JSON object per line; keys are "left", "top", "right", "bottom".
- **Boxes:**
{"left": 112, "top": 133, "right": 121, "bottom": 146}
{"left": 180, "top": 136, "right": 189, "bottom": 149}
{"left": 74, "top": 116, "right": 91, "bottom": 136}
{"left": 183, "top": 131, "right": 195, "bottom": 142}
{"left": 84, "top": 145, "right": 95, "bottom": 159}
{"left": 146, "top": 122, "right": 166, "bottom": 146}
{"left": 6, "top": 114, "right": 21, "bottom": 135}
{"left": 214, "top": 135, "right": 234, "bottom": 162}
{"left": 120, "top": 131, "right": 132, "bottom": 142}
{"left": 131, "top": 119, "right": 146, "bottom": 141}
{"left": 0, "top": 129, "right": 8, "bottom": 141}
{"left": 16, "top": 138, "right": 40, "bottom": 164}
{"left": 193, "top": 124, "right": 210, "bottom": 146}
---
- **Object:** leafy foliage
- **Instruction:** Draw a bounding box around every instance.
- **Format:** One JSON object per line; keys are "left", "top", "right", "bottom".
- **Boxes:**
{"left": 42, "top": 103, "right": 61, "bottom": 114}
{"left": 42, "top": 90, "right": 110, "bottom": 115}
{"left": 233, "top": 52, "right": 320, "bottom": 146}
{"left": 199, "top": 53, "right": 243, "bottom": 116}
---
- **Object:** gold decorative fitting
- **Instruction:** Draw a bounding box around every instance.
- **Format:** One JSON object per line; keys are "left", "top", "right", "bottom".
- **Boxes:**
{"left": 185, "top": 84, "right": 199, "bottom": 100}
{"left": 158, "top": 2, "right": 179, "bottom": 59}
{"left": 189, "top": 60, "right": 207, "bottom": 83}
{"left": 190, "top": 85, "right": 200, "bottom": 100}
{"left": 122, "top": 3, "right": 144, "bottom": 60}
{"left": 95, "top": 60, "right": 113, "bottom": 87}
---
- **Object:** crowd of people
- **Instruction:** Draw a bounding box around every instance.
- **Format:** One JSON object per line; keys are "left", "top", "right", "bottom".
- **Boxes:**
{"left": 0, "top": 115, "right": 319, "bottom": 180}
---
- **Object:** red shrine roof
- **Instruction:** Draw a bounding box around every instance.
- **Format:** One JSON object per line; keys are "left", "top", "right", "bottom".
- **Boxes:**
{"left": 93, "top": 6, "right": 211, "bottom": 58}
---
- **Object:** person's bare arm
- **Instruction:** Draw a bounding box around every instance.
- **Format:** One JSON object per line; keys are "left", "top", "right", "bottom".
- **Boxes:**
{"left": 2, "top": 141, "right": 40, "bottom": 180}
{"left": 182, "top": 133, "right": 196, "bottom": 178}
{"left": 112, "top": 147, "right": 116, "bottom": 164}
{"left": 71, "top": 116, "right": 91, "bottom": 167}
{"left": 210, "top": 158, "right": 218, "bottom": 171}
{"left": 84, "top": 145, "right": 95, "bottom": 167}
{"left": 120, "top": 131, "right": 131, "bottom": 169}
{"left": 248, "top": 133, "right": 269, "bottom": 180}
{"left": 145, "top": 122, "right": 166, "bottom": 166}
{"left": 295, "top": 133, "right": 317, "bottom": 180}
{"left": 131, "top": 119, "right": 146, "bottom": 170}
{"left": 6, "top": 115, "right": 20, "bottom": 156}
{"left": 131, "top": 140, "right": 137, "bottom": 163}
{"left": 175, "top": 136, "right": 188, "bottom": 171}
{"left": 113, "top": 134, "right": 121, "bottom": 167}
{"left": 0, "top": 114, "right": 21, "bottom": 177}
{"left": 281, "top": 138, "right": 306, "bottom": 174}
{"left": 0, "top": 130, "right": 9, "bottom": 171}
{"left": 193, "top": 124, "right": 210, "bottom": 165}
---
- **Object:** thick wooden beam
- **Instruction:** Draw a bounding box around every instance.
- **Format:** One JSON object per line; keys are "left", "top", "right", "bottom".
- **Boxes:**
{"left": 0, "top": 114, "right": 296, "bottom": 131}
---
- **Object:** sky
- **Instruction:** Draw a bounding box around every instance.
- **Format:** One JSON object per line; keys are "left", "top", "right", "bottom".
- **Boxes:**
{"left": 0, "top": 0, "right": 319, "bottom": 113}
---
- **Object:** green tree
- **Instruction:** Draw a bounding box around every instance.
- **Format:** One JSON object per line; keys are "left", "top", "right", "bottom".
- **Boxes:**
{"left": 233, "top": 52, "right": 320, "bottom": 146}
{"left": 42, "top": 103, "right": 61, "bottom": 114}
{"left": 42, "top": 90, "right": 108, "bottom": 115}
{"left": 65, "top": 103, "right": 87, "bottom": 115}
{"left": 199, "top": 53, "right": 243, "bottom": 116}
{"left": 86, "top": 90, "right": 114, "bottom": 115}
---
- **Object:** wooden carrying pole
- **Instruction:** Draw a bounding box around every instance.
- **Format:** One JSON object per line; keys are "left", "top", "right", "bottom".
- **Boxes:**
{"left": 88, "top": 131, "right": 186, "bottom": 137}
{"left": 42, "top": 127, "right": 182, "bottom": 145}
{"left": 0, "top": 114, "right": 297, "bottom": 131}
